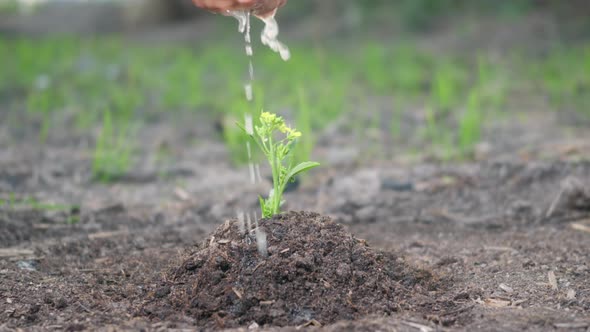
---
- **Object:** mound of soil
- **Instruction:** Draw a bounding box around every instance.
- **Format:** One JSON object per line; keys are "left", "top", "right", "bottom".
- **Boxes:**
{"left": 143, "top": 211, "right": 434, "bottom": 329}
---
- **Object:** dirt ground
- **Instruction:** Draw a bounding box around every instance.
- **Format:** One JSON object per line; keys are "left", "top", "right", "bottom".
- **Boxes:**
{"left": 1, "top": 100, "right": 589, "bottom": 331}
{"left": 1, "top": 12, "right": 590, "bottom": 332}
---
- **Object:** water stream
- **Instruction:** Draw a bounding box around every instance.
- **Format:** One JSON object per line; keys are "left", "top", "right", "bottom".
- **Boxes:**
{"left": 228, "top": 9, "right": 290, "bottom": 254}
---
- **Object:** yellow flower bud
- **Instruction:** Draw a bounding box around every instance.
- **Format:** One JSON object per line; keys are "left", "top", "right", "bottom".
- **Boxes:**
{"left": 260, "top": 112, "right": 276, "bottom": 125}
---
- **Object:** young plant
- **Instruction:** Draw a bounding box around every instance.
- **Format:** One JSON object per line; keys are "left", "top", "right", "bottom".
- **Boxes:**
{"left": 293, "top": 86, "right": 314, "bottom": 163}
{"left": 92, "top": 109, "right": 135, "bottom": 182}
{"left": 458, "top": 89, "right": 483, "bottom": 154}
{"left": 239, "top": 112, "right": 319, "bottom": 218}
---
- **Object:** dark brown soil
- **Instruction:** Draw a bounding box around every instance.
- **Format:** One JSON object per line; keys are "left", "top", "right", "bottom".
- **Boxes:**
{"left": 1, "top": 93, "right": 589, "bottom": 332}
{"left": 142, "top": 212, "right": 435, "bottom": 329}
{"left": 1, "top": 158, "right": 589, "bottom": 331}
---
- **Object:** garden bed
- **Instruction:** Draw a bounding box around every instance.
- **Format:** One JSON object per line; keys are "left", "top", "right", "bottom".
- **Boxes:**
{"left": 1, "top": 152, "right": 589, "bottom": 331}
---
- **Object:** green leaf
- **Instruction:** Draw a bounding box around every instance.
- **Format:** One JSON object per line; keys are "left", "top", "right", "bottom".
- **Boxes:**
{"left": 285, "top": 161, "right": 320, "bottom": 184}
{"left": 260, "top": 196, "right": 273, "bottom": 219}
{"left": 259, "top": 196, "right": 267, "bottom": 218}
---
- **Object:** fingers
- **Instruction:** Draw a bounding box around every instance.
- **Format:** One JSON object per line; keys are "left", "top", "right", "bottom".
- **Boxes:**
{"left": 252, "top": 0, "right": 286, "bottom": 17}
{"left": 193, "top": 0, "right": 255, "bottom": 13}
{"left": 192, "top": 0, "right": 286, "bottom": 16}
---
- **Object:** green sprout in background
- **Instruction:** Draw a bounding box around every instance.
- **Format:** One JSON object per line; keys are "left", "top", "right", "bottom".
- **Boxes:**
{"left": 240, "top": 112, "right": 320, "bottom": 218}
{"left": 92, "top": 109, "right": 135, "bottom": 182}
{"left": 2, "top": 31, "right": 589, "bottom": 173}
{"left": 458, "top": 89, "right": 483, "bottom": 155}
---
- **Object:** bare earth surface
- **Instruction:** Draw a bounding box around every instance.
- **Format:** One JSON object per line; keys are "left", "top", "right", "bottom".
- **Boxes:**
{"left": 1, "top": 100, "right": 589, "bottom": 331}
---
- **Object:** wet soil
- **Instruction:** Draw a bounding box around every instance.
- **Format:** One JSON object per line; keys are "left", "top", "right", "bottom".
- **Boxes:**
{"left": 1, "top": 100, "right": 590, "bottom": 331}
{"left": 1, "top": 82, "right": 590, "bottom": 332}
{"left": 142, "top": 212, "right": 436, "bottom": 329}
{"left": 1, "top": 152, "right": 589, "bottom": 331}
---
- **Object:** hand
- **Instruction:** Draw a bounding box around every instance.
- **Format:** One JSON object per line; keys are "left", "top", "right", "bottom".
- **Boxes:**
{"left": 192, "top": 0, "right": 286, "bottom": 18}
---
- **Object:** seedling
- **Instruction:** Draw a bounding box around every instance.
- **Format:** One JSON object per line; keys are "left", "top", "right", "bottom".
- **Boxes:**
{"left": 459, "top": 89, "right": 483, "bottom": 154}
{"left": 293, "top": 86, "right": 314, "bottom": 163}
{"left": 92, "top": 109, "right": 135, "bottom": 182}
{"left": 364, "top": 44, "right": 391, "bottom": 93}
{"left": 0, "top": 195, "right": 80, "bottom": 224}
{"left": 239, "top": 112, "right": 319, "bottom": 218}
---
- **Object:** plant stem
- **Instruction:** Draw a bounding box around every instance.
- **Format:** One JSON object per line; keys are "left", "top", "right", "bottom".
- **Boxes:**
{"left": 273, "top": 153, "right": 281, "bottom": 215}
{"left": 267, "top": 136, "right": 280, "bottom": 217}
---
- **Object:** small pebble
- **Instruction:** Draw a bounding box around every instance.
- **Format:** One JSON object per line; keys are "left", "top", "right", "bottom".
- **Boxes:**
{"left": 380, "top": 179, "right": 414, "bottom": 192}
{"left": 499, "top": 283, "right": 514, "bottom": 293}
{"left": 55, "top": 298, "right": 68, "bottom": 310}
{"left": 566, "top": 289, "right": 576, "bottom": 300}
{"left": 155, "top": 286, "right": 171, "bottom": 298}
{"left": 17, "top": 260, "right": 37, "bottom": 271}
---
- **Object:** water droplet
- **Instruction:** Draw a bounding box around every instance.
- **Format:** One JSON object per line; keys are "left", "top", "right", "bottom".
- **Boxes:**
{"left": 227, "top": 10, "right": 248, "bottom": 33}
{"left": 248, "top": 162, "right": 256, "bottom": 184}
{"left": 237, "top": 211, "right": 245, "bottom": 234}
{"left": 260, "top": 15, "right": 291, "bottom": 61}
{"left": 246, "top": 213, "right": 252, "bottom": 232}
{"left": 248, "top": 61, "right": 254, "bottom": 80}
{"left": 245, "top": 11, "right": 252, "bottom": 44}
{"left": 35, "top": 74, "right": 51, "bottom": 90}
{"left": 231, "top": 10, "right": 290, "bottom": 61}
{"left": 245, "top": 114, "right": 254, "bottom": 135}
{"left": 255, "top": 164, "right": 262, "bottom": 183}
{"left": 256, "top": 229, "right": 268, "bottom": 257}
{"left": 245, "top": 83, "right": 253, "bottom": 101}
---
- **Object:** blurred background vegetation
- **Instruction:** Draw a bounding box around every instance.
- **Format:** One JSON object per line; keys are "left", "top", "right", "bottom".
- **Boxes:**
{"left": 1, "top": 0, "right": 589, "bottom": 181}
